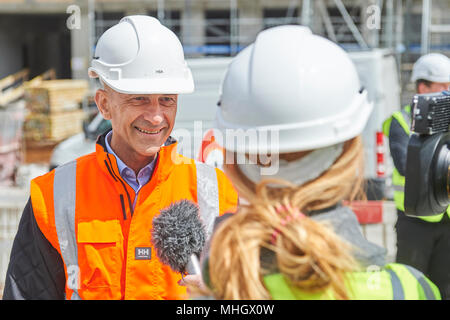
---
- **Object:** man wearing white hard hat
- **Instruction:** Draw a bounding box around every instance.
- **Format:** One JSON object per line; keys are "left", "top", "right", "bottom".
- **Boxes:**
{"left": 3, "top": 15, "right": 238, "bottom": 300}
{"left": 383, "top": 53, "right": 450, "bottom": 299}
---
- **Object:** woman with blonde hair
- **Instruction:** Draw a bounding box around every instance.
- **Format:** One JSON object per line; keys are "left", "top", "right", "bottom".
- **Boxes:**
{"left": 199, "top": 25, "right": 440, "bottom": 300}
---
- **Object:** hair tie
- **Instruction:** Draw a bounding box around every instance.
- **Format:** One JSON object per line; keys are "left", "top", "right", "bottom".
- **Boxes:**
{"left": 271, "top": 204, "right": 305, "bottom": 245}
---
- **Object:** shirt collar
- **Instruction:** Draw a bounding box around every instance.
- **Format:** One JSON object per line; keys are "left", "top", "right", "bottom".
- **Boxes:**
{"left": 104, "top": 130, "right": 157, "bottom": 177}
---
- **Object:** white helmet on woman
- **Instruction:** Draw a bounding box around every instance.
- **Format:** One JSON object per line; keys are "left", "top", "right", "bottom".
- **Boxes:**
{"left": 215, "top": 25, "right": 373, "bottom": 154}
{"left": 88, "top": 15, "right": 194, "bottom": 94}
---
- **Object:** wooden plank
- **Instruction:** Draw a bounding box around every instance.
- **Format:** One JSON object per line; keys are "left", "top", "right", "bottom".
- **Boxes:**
{"left": 24, "top": 69, "right": 56, "bottom": 88}
{"left": 0, "top": 87, "right": 24, "bottom": 106}
{"left": 0, "top": 69, "right": 29, "bottom": 92}
{"left": 32, "top": 79, "right": 88, "bottom": 90}
{"left": 0, "top": 69, "right": 29, "bottom": 106}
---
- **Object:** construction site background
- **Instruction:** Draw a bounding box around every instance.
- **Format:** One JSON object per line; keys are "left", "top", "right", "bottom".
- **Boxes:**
{"left": 0, "top": 0, "right": 449, "bottom": 295}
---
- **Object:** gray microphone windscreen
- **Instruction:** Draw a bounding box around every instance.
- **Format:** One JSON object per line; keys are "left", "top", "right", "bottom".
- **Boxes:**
{"left": 152, "top": 199, "right": 206, "bottom": 273}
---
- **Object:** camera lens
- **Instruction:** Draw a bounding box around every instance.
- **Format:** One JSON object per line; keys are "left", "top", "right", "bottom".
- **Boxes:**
{"left": 433, "top": 139, "right": 450, "bottom": 206}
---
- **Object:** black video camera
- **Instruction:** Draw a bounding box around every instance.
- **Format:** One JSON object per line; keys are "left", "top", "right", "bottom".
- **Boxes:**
{"left": 404, "top": 91, "right": 450, "bottom": 217}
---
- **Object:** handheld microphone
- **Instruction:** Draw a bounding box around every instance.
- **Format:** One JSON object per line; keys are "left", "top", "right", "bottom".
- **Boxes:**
{"left": 152, "top": 199, "right": 206, "bottom": 274}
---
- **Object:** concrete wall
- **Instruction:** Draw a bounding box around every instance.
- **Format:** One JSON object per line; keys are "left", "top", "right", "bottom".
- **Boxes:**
{"left": 0, "top": 29, "right": 23, "bottom": 80}
{"left": 0, "top": 14, "right": 71, "bottom": 80}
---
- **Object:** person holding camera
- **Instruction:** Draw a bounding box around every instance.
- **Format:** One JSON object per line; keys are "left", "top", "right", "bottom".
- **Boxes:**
{"left": 197, "top": 26, "right": 440, "bottom": 300}
{"left": 383, "top": 53, "right": 450, "bottom": 299}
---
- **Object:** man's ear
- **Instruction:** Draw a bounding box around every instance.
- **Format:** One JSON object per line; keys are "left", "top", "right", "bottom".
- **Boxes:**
{"left": 95, "top": 89, "right": 112, "bottom": 120}
{"left": 417, "top": 82, "right": 431, "bottom": 94}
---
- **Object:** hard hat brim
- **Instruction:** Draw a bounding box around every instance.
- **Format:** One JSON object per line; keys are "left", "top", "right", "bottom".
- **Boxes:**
{"left": 214, "top": 91, "right": 374, "bottom": 154}
{"left": 411, "top": 74, "right": 450, "bottom": 84}
{"left": 99, "top": 76, "right": 194, "bottom": 95}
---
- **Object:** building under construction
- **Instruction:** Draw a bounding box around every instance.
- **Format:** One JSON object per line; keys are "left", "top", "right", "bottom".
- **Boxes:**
{"left": 0, "top": 0, "right": 449, "bottom": 86}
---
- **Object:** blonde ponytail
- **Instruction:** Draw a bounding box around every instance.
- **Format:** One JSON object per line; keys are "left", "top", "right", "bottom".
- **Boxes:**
{"left": 208, "top": 185, "right": 358, "bottom": 300}
{"left": 206, "top": 137, "right": 365, "bottom": 300}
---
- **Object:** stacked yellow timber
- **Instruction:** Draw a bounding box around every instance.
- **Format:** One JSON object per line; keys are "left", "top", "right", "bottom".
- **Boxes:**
{"left": 24, "top": 110, "right": 87, "bottom": 142}
{"left": 24, "top": 78, "right": 88, "bottom": 142}
{"left": 0, "top": 69, "right": 29, "bottom": 107}
{"left": 25, "top": 79, "right": 88, "bottom": 113}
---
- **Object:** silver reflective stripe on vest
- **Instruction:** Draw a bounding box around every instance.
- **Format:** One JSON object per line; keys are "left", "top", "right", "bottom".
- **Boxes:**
{"left": 195, "top": 161, "right": 220, "bottom": 240}
{"left": 54, "top": 161, "right": 81, "bottom": 300}
{"left": 401, "top": 108, "right": 411, "bottom": 131}
{"left": 386, "top": 269, "right": 405, "bottom": 300}
{"left": 404, "top": 265, "right": 436, "bottom": 300}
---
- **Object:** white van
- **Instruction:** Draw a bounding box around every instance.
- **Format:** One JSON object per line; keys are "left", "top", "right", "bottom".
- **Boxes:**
{"left": 349, "top": 49, "right": 400, "bottom": 199}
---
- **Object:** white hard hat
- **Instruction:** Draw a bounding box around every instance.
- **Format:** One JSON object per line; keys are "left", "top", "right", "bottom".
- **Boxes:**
{"left": 215, "top": 25, "right": 373, "bottom": 154}
{"left": 410, "top": 53, "right": 450, "bottom": 83}
{"left": 88, "top": 15, "right": 194, "bottom": 94}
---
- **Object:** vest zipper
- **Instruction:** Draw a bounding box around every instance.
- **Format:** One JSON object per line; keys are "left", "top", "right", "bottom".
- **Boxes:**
{"left": 104, "top": 159, "right": 128, "bottom": 219}
{"left": 104, "top": 155, "right": 134, "bottom": 217}
{"left": 119, "top": 194, "right": 127, "bottom": 220}
{"left": 104, "top": 159, "right": 117, "bottom": 182}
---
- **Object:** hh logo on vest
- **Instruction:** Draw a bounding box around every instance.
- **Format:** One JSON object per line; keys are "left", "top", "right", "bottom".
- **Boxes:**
{"left": 135, "top": 247, "right": 152, "bottom": 260}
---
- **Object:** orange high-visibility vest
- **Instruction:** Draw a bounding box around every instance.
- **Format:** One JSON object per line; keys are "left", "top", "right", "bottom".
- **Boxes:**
{"left": 30, "top": 139, "right": 238, "bottom": 300}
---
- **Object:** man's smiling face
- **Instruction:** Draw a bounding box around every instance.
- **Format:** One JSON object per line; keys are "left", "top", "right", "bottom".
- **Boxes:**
{"left": 96, "top": 85, "right": 178, "bottom": 162}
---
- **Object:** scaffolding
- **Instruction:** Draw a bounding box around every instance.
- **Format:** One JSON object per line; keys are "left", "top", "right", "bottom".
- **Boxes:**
{"left": 90, "top": 0, "right": 400, "bottom": 56}
{"left": 421, "top": 0, "right": 450, "bottom": 54}
{"left": 82, "top": 0, "right": 450, "bottom": 106}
